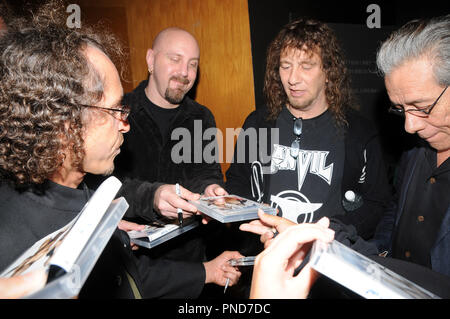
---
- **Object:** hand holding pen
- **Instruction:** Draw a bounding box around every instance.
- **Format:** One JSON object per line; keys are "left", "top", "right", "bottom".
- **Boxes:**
{"left": 224, "top": 256, "right": 256, "bottom": 294}
{"left": 152, "top": 184, "right": 200, "bottom": 219}
{"left": 203, "top": 251, "right": 243, "bottom": 293}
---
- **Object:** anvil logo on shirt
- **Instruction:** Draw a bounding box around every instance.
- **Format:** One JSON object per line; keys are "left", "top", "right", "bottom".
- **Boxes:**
{"left": 269, "top": 144, "right": 334, "bottom": 223}
{"left": 270, "top": 144, "right": 333, "bottom": 191}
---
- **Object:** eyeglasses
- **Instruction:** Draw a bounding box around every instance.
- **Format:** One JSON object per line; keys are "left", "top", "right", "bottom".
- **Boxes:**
{"left": 388, "top": 85, "right": 448, "bottom": 117}
{"left": 79, "top": 104, "right": 131, "bottom": 121}
{"left": 290, "top": 117, "right": 302, "bottom": 159}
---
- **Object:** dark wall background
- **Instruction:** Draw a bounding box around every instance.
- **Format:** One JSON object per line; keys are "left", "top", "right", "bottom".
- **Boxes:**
{"left": 247, "top": 0, "right": 449, "bottom": 179}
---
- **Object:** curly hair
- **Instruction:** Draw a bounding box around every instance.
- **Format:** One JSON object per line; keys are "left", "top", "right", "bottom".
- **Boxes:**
{"left": 0, "top": 0, "right": 124, "bottom": 186}
{"left": 264, "top": 18, "right": 354, "bottom": 126}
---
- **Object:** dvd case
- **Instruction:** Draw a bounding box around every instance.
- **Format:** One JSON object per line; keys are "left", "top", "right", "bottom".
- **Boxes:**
{"left": 128, "top": 217, "right": 199, "bottom": 249}
{"left": 0, "top": 176, "right": 128, "bottom": 299}
{"left": 309, "top": 239, "right": 441, "bottom": 299}
{"left": 229, "top": 256, "right": 256, "bottom": 267}
{"left": 189, "top": 195, "right": 277, "bottom": 223}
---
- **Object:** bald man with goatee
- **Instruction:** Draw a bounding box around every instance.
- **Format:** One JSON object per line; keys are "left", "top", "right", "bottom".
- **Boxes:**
{"left": 87, "top": 27, "right": 242, "bottom": 298}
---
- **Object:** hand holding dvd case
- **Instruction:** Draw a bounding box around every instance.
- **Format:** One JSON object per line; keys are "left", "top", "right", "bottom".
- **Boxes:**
{"left": 229, "top": 256, "right": 256, "bottom": 267}
{"left": 0, "top": 176, "right": 128, "bottom": 299}
{"left": 189, "top": 195, "right": 277, "bottom": 223}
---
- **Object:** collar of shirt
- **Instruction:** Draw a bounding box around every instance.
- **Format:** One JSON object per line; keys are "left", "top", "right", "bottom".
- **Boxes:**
{"left": 424, "top": 147, "right": 450, "bottom": 177}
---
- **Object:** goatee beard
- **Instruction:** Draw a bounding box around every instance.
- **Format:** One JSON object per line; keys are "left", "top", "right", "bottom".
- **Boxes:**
{"left": 165, "top": 88, "right": 185, "bottom": 104}
{"left": 165, "top": 76, "right": 189, "bottom": 104}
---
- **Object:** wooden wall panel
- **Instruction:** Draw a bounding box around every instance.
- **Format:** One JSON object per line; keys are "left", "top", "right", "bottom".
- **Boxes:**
{"left": 76, "top": 4, "right": 134, "bottom": 94}
{"left": 76, "top": 0, "right": 256, "bottom": 175}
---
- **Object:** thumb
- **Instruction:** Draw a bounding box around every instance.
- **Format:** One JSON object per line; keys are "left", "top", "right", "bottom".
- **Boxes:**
{"left": 214, "top": 187, "right": 227, "bottom": 196}
{"left": 257, "top": 209, "right": 293, "bottom": 232}
{"left": 227, "top": 250, "right": 245, "bottom": 259}
{"left": 118, "top": 220, "right": 146, "bottom": 232}
{"left": 316, "top": 217, "right": 330, "bottom": 228}
{"left": 0, "top": 269, "right": 47, "bottom": 299}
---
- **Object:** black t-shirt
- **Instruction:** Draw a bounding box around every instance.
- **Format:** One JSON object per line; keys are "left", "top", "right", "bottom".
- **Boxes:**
{"left": 143, "top": 98, "right": 180, "bottom": 146}
{"left": 392, "top": 147, "right": 450, "bottom": 267}
{"left": 268, "top": 107, "right": 345, "bottom": 223}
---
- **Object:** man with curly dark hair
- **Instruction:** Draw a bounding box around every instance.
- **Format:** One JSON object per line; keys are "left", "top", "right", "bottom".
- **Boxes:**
{"left": 0, "top": 2, "right": 242, "bottom": 298}
{"left": 0, "top": 2, "right": 136, "bottom": 298}
{"left": 226, "top": 18, "right": 391, "bottom": 247}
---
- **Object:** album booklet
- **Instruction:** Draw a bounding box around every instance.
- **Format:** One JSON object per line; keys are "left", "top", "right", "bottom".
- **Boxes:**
{"left": 189, "top": 195, "right": 277, "bottom": 223}
{"left": 0, "top": 176, "right": 128, "bottom": 299}
{"left": 309, "top": 239, "right": 441, "bottom": 299}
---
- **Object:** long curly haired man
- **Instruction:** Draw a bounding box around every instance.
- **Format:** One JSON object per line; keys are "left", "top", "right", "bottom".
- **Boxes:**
{"left": 226, "top": 18, "right": 391, "bottom": 244}
{"left": 263, "top": 18, "right": 354, "bottom": 126}
{"left": 0, "top": 1, "right": 124, "bottom": 187}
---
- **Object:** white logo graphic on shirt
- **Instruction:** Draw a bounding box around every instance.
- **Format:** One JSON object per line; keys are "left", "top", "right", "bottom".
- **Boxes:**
{"left": 270, "top": 144, "right": 333, "bottom": 223}
{"left": 359, "top": 149, "right": 367, "bottom": 184}
{"left": 271, "top": 191, "right": 322, "bottom": 223}
{"left": 271, "top": 144, "right": 333, "bottom": 190}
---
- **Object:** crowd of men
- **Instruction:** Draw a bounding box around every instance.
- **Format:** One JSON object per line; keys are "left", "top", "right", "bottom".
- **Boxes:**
{"left": 0, "top": 1, "right": 448, "bottom": 299}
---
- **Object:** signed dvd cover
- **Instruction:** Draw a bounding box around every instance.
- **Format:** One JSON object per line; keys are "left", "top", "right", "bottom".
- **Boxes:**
{"left": 189, "top": 195, "right": 277, "bottom": 223}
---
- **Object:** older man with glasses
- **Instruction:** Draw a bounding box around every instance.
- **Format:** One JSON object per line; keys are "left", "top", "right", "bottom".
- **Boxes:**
{"left": 373, "top": 14, "right": 450, "bottom": 278}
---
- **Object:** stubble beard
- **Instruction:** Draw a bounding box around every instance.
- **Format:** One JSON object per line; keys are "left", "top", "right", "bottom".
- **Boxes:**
{"left": 102, "top": 164, "right": 115, "bottom": 176}
{"left": 287, "top": 95, "right": 315, "bottom": 111}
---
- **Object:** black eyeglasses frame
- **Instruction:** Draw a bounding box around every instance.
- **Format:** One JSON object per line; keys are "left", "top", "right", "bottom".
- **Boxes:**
{"left": 388, "top": 86, "right": 448, "bottom": 117}
{"left": 79, "top": 104, "right": 131, "bottom": 121}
